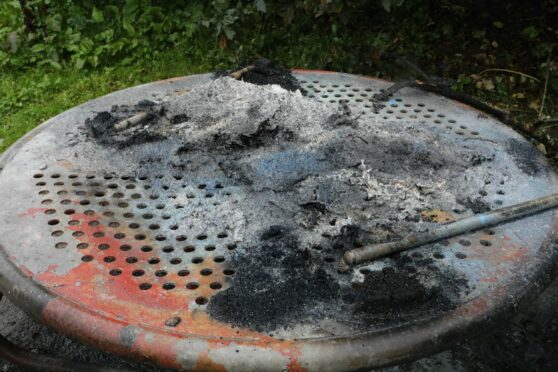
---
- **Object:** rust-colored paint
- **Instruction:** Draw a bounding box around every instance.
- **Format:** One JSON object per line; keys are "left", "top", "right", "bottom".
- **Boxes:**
{"left": 18, "top": 207, "right": 47, "bottom": 219}
{"left": 56, "top": 159, "right": 74, "bottom": 170}
{"left": 284, "top": 349, "right": 306, "bottom": 372}
{"left": 20, "top": 204, "right": 307, "bottom": 370}
{"left": 196, "top": 351, "right": 227, "bottom": 372}
{"left": 457, "top": 295, "right": 490, "bottom": 317}
{"left": 420, "top": 209, "right": 455, "bottom": 223}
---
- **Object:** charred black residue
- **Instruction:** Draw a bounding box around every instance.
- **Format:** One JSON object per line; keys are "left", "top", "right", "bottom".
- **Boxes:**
{"left": 170, "top": 113, "right": 190, "bottom": 124}
{"left": 344, "top": 253, "right": 467, "bottom": 319}
{"left": 214, "top": 58, "right": 301, "bottom": 92}
{"left": 470, "top": 154, "right": 495, "bottom": 166}
{"left": 207, "top": 220, "right": 469, "bottom": 332}
{"left": 332, "top": 224, "right": 370, "bottom": 249}
{"left": 237, "top": 119, "right": 294, "bottom": 149}
{"left": 113, "top": 131, "right": 165, "bottom": 149}
{"left": 86, "top": 111, "right": 118, "bottom": 138}
{"left": 457, "top": 196, "right": 492, "bottom": 214}
{"left": 506, "top": 138, "right": 545, "bottom": 175}
{"left": 207, "top": 229, "right": 339, "bottom": 332}
{"left": 84, "top": 101, "right": 164, "bottom": 148}
{"left": 350, "top": 268, "right": 433, "bottom": 315}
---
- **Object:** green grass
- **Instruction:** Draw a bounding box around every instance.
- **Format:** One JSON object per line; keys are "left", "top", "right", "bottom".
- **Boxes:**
{"left": 1, "top": 1, "right": 555, "bottom": 157}
{"left": 0, "top": 43, "right": 555, "bottom": 157}
{"left": 0, "top": 49, "right": 222, "bottom": 153}
{"left": 0, "top": 42, "right": 338, "bottom": 154}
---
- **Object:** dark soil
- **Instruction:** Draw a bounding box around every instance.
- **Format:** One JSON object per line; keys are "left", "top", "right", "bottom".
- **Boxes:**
{"left": 214, "top": 58, "right": 302, "bottom": 92}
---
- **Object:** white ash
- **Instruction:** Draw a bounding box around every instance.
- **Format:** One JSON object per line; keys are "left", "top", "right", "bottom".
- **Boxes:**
{"left": 161, "top": 77, "right": 343, "bottom": 145}
{"left": 354, "top": 160, "right": 450, "bottom": 216}
{"left": 105, "top": 76, "right": 500, "bottom": 251}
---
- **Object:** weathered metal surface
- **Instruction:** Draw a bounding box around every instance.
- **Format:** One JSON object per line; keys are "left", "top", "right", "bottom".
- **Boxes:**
{"left": 0, "top": 71, "right": 557, "bottom": 371}
{"left": 341, "top": 193, "right": 558, "bottom": 269}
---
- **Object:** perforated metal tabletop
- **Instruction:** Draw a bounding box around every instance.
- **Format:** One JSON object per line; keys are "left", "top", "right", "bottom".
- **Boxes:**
{"left": 0, "top": 71, "right": 557, "bottom": 371}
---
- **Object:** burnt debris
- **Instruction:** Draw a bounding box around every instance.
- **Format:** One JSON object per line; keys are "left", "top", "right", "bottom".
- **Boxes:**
{"left": 506, "top": 138, "right": 545, "bottom": 176}
{"left": 85, "top": 101, "right": 164, "bottom": 148}
{"left": 351, "top": 268, "right": 433, "bottom": 315}
{"left": 207, "top": 230, "right": 339, "bottom": 332}
{"left": 457, "top": 196, "right": 492, "bottom": 214}
{"left": 78, "top": 74, "right": 512, "bottom": 333}
{"left": 214, "top": 58, "right": 302, "bottom": 92}
{"left": 207, "top": 226, "right": 466, "bottom": 331}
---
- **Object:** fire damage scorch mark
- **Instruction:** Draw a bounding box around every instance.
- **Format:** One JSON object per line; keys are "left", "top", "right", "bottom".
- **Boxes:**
{"left": 75, "top": 71, "right": 502, "bottom": 334}
{"left": 207, "top": 225, "right": 468, "bottom": 332}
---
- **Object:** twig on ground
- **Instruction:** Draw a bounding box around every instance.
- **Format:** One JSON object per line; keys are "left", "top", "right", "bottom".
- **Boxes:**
{"left": 538, "top": 54, "right": 552, "bottom": 120}
{"left": 229, "top": 65, "right": 256, "bottom": 79}
{"left": 479, "top": 68, "right": 541, "bottom": 83}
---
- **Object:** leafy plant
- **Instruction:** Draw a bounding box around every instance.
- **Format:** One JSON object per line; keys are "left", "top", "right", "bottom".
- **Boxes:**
{"left": 0, "top": 0, "right": 556, "bottom": 158}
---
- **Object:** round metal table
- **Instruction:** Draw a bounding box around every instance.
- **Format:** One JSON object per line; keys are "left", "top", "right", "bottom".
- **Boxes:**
{"left": 0, "top": 71, "right": 557, "bottom": 371}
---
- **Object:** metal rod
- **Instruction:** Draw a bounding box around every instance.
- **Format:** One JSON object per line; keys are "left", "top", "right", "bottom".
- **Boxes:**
{"left": 339, "top": 193, "right": 558, "bottom": 272}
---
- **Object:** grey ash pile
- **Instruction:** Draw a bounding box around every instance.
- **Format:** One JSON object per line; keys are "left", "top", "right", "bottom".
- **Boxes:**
{"left": 82, "top": 70, "right": 486, "bottom": 334}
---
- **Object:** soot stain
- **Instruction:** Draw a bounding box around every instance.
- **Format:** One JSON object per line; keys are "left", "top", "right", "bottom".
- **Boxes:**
{"left": 345, "top": 253, "right": 466, "bottom": 319}
{"left": 457, "top": 196, "right": 492, "bottom": 214}
{"left": 506, "top": 138, "right": 545, "bottom": 175}
{"left": 207, "top": 227, "right": 339, "bottom": 332}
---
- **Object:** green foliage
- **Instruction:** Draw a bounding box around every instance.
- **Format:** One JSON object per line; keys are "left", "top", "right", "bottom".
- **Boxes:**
{"left": 0, "top": 0, "right": 556, "bottom": 155}
{"left": 0, "top": 0, "right": 215, "bottom": 69}
{"left": 1, "top": 0, "right": 556, "bottom": 77}
{"left": 0, "top": 0, "right": 413, "bottom": 70}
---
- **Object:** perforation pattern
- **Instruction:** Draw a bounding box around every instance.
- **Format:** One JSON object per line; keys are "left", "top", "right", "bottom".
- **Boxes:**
{"left": 0, "top": 71, "right": 556, "bottom": 363}
{"left": 33, "top": 172, "right": 237, "bottom": 305}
